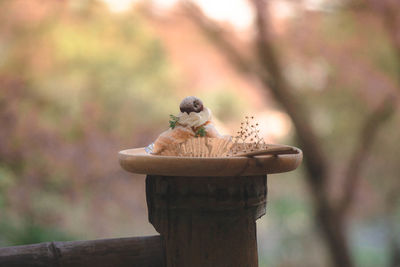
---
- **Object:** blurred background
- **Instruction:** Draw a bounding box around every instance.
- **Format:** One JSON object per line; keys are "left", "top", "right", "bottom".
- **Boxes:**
{"left": 0, "top": 0, "right": 399, "bottom": 266}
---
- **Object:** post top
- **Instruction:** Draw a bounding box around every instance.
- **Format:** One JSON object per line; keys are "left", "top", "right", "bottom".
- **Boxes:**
{"left": 119, "top": 144, "right": 302, "bottom": 177}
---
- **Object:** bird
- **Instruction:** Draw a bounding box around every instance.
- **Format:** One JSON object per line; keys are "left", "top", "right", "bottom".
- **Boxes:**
{"left": 179, "top": 96, "right": 204, "bottom": 114}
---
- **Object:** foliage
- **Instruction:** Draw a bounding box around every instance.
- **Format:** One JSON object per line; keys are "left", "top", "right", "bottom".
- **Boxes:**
{"left": 195, "top": 126, "right": 206, "bottom": 137}
{"left": 0, "top": 0, "right": 178, "bottom": 244}
{"left": 169, "top": 114, "right": 179, "bottom": 129}
{"left": 0, "top": 1, "right": 399, "bottom": 266}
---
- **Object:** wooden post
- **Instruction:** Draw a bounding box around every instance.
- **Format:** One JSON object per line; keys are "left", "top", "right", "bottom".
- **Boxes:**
{"left": 146, "top": 175, "right": 267, "bottom": 267}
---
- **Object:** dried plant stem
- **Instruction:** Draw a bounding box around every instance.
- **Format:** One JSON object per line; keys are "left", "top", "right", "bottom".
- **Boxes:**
{"left": 234, "top": 146, "right": 299, "bottom": 157}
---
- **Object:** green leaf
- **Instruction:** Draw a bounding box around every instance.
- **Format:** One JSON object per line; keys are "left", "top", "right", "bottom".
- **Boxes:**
{"left": 169, "top": 114, "right": 179, "bottom": 129}
{"left": 195, "top": 126, "right": 206, "bottom": 137}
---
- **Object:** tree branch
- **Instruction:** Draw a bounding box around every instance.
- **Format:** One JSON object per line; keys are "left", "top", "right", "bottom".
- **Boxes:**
{"left": 338, "top": 0, "right": 400, "bottom": 217}
{"left": 250, "top": 1, "right": 356, "bottom": 266}
{"left": 184, "top": 1, "right": 354, "bottom": 266}
{"left": 184, "top": 1, "right": 399, "bottom": 266}
{"left": 182, "top": 2, "right": 256, "bottom": 75}
{"left": 250, "top": 0, "right": 329, "bottom": 188}
{"left": 337, "top": 97, "right": 396, "bottom": 217}
{"left": 184, "top": 0, "right": 329, "bottom": 188}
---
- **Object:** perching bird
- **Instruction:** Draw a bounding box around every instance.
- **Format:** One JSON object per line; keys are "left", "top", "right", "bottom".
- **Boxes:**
{"left": 179, "top": 96, "right": 204, "bottom": 114}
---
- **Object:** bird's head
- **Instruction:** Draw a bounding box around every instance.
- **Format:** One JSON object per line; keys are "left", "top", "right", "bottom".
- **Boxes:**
{"left": 179, "top": 96, "right": 204, "bottom": 114}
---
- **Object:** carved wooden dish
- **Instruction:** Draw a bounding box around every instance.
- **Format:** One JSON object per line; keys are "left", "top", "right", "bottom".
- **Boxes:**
{"left": 119, "top": 144, "right": 302, "bottom": 177}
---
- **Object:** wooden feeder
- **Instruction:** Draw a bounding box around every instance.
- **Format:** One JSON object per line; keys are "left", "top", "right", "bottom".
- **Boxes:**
{"left": 0, "top": 144, "right": 301, "bottom": 267}
{"left": 119, "top": 145, "right": 302, "bottom": 267}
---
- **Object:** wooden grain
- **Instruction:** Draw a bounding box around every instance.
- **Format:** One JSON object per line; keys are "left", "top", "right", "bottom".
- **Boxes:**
{"left": 234, "top": 145, "right": 299, "bottom": 157}
{"left": 119, "top": 146, "right": 302, "bottom": 177}
{"left": 0, "top": 235, "right": 165, "bottom": 267}
{"left": 146, "top": 175, "right": 267, "bottom": 267}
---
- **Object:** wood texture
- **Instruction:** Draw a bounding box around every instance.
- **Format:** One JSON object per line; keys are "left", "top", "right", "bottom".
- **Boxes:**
{"left": 234, "top": 145, "right": 299, "bottom": 157}
{"left": 0, "top": 235, "right": 165, "bottom": 267}
{"left": 146, "top": 175, "right": 267, "bottom": 267}
{"left": 119, "top": 146, "right": 302, "bottom": 176}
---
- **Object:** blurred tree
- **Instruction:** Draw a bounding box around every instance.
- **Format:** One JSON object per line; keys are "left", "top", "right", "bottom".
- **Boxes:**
{"left": 183, "top": 0, "right": 400, "bottom": 266}
{"left": 0, "top": 0, "right": 399, "bottom": 266}
{"left": 0, "top": 0, "right": 178, "bottom": 244}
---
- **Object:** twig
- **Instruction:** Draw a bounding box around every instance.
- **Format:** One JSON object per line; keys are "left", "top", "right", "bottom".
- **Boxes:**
{"left": 234, "top": 145, "right": 299, "bottom": 157}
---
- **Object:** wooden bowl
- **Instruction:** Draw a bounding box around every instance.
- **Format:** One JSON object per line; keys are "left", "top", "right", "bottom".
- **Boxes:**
{"left": 119, "top": 145, "right": 302, "bottom": 177}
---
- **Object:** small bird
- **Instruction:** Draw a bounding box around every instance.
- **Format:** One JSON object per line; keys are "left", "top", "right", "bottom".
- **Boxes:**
{"left": 179, "top": 96, "right": 204, "bottom": 114}
{"left": 151, "top": 96, "right": 221, "bottom": 155}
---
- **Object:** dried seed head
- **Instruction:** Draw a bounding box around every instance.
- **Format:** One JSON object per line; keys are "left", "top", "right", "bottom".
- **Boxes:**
{"left": 229, "top": 115, "right": 268, "bottom": 155}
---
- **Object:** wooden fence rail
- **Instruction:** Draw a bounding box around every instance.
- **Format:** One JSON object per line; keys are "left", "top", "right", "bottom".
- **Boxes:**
{"left": 0, "top": 235, "right": 164, "bottom": 267}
